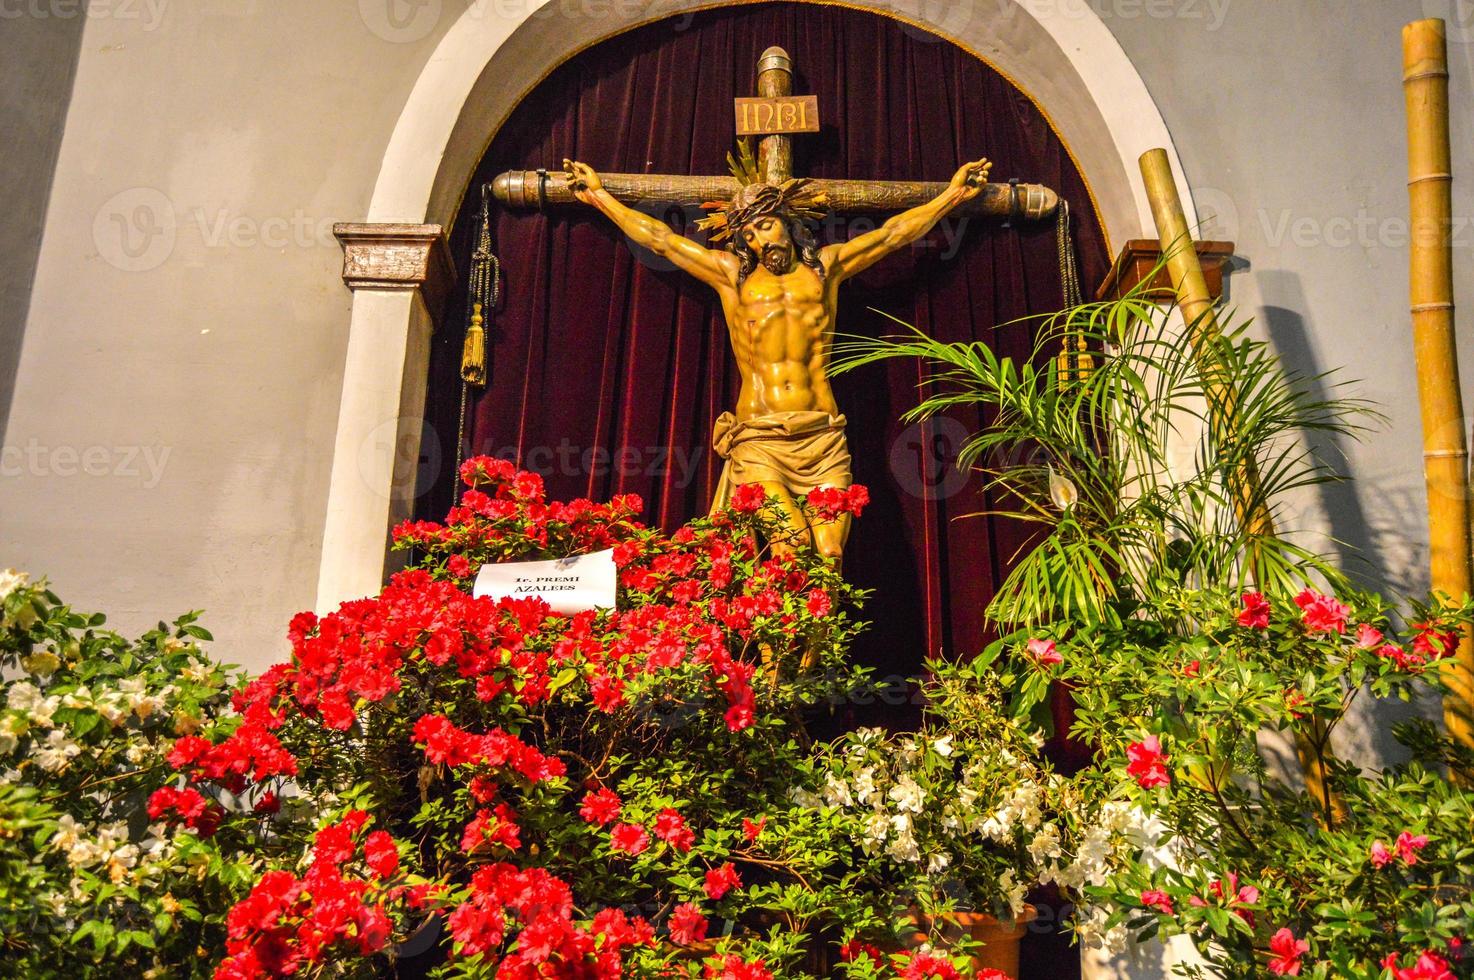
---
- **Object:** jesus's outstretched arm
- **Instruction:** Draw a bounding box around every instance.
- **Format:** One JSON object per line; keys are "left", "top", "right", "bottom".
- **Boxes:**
{"left": 822, "top": 157, "right": 991, "bottom": 282}
{"left": 564, "top": 160, "right": 738, "bottom": 292}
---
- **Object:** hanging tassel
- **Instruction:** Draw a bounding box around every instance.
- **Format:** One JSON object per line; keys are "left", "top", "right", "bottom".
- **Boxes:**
{"left": 459, "top": 187, "right": 500, "bottom": 390}
{"left": 461, "top": 302, "right": 487, "bottom": 386}
{"left": 455, "top": 185, "right": 501, "bottom": 504}
{"left": 1053, "top": 200, "right": 1093, "bottom": 387}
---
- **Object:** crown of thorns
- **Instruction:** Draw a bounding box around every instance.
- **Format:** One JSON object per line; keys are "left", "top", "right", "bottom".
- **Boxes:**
{"left": 695, "top": 139, "right": 828, "bottom": 243}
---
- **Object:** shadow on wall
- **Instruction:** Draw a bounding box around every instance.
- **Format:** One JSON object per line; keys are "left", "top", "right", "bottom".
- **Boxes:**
{"left": 1254, "top": 269, "right": 1382, "bottom": 587}
{"left": 1256, "top": 268, "right": 1441, "bottom": 769}
{"left": 0, "top": 11, "right": 88, "bottom": 441}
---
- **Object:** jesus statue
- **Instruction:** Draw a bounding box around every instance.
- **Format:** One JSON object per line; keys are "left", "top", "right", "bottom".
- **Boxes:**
{"left": 563, "top": 154, "right": 992, "bottom": 562}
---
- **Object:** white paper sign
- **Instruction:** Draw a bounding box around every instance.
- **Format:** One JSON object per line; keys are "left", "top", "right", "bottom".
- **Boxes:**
{"left": 472, "top": 549, "right": 618, "bottom": 615}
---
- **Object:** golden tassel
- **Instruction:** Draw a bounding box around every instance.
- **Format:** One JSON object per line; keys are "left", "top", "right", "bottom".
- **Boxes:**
{"left": 461, "top": 302, "right": 487, "bottom": 386}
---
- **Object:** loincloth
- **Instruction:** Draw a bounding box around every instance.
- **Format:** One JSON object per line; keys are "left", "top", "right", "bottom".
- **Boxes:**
{"left": 709, "top": 410, "right": 852, "bottom": 514}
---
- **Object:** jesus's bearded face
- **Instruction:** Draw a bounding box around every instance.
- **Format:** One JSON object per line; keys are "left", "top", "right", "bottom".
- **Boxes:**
{"left": 739, "top": 215, "right": 795, "bottom": 275}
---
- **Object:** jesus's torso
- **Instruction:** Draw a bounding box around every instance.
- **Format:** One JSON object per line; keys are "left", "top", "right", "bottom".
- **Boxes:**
{"left": 720, "top": 263, "right": 839, "bottom": 422}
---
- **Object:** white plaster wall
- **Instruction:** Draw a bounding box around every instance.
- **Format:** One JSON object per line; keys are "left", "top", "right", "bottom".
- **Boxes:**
{"left": 0, "top": 2, "right": 468, "bottom": 670}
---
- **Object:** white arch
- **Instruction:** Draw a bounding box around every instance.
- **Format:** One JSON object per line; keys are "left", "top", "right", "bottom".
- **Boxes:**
{"left": 317, "top": 0, "right": 1197, "bottom": 609}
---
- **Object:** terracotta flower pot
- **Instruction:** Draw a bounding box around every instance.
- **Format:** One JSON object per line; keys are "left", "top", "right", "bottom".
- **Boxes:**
{"left": 908, "top": 905, "right": 1037, "bottom": 978}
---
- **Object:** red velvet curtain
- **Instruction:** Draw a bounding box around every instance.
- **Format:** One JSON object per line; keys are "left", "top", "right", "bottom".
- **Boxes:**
{"left": 425, "top": 1, "right": 1110, "bottom": 692}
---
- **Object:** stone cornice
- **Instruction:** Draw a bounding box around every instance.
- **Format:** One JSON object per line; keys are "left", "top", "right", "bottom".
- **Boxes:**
{"left": 333, "top": 222, "right": 455, "bottom": 320}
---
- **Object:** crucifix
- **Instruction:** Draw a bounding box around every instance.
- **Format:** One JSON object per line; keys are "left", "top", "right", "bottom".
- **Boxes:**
{"left": 488, "top": 47, "right": 1060, "bottom": 564}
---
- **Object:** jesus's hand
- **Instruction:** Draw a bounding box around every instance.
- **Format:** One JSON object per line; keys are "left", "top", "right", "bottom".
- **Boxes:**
{"left": 948, "top": 158, "right": 992, "bottom": 202}
{"left": 563, "top": 159, "right": 604, "bottom": 205}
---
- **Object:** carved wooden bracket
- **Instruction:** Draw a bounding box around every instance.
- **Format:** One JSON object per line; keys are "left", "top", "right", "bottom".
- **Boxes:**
{"left": 1095, "top": 238, "right": 1235, "bottom": 302}
{"left": 333, "top": 223, "right": 456, "bottom": 321}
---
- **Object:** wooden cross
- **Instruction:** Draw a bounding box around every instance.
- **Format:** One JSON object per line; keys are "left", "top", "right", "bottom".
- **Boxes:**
{"left": 491, "top": 46, "right": 1058, "bottom": 224}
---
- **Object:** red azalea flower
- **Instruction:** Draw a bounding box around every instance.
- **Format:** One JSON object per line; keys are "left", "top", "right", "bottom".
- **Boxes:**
{"left": 806, "top": 588, "right": 832, "bottom": 617}
{"left": 1293, "top": 588, "right": 1351, "bottom": 634}
{"left": 703, "top": 862, "right": 742, "bottom": 900}
{"left": 447, "top": 554, "right": 473, "bottom": 579}
{"left": 653, "top": 808, "right": 695, "bottom": 852}
{"left": 1026, "top": 637, "right": 1061, "bottom": 666}
{"left": 839, "top": 940, "right": 882, "bottom": 963}
{"left": 1125, "top": 736, "right": 1171, "bottom": 788}
{"left": 1267, "top": 927, "right": 1309, "bottom": 975}
{"left": 724, "top": 700, "right": 755, "bottom": 732}
{"left": 705, "top": 954, "right": 773, "bottom": 980}
{"left": 731, "top": 483, "right": 768, "bottom": 513}
{"left": 741, "top": 816, "right": 766, "bottom": 843}
{"left": 1355, "top": 623, "right": 1384, "bottom": 648}
{"left": 1183, "top": 659, "right": 1201, "bottom": 678}
{"left": 610, "top": 822, "right": 650, "bottom": 856}
{"left": 1384, "top": 950, "right": 1455, "bottom": 980}
{"left": 1396, "top": 830, "right": 1429, "bottom": 865}
{"left": 1141, "top": 889, "right": 1174, "bottom": 915}
{"left": 898, "top": 952, "right": 962, "bottom": 979}
{"left": 363, "top": 830, "right": 398, "bottom": 879}
{"left": 1413, "top": 622, "right": 1460, "bottom": 661}
{"left": 1370, "top": 840, "right": 1394, "bottom": 868}
{"left": 1237, "top": 591, "right": 1271, "bottom": 629}
{"left": 579, "top": 787, "right": 622, "bottom": 825}
{"left": 668, "top": 902, "right": 708, "bottom": 945}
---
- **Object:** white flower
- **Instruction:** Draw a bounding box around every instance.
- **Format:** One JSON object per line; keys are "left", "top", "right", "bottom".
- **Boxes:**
{"left": 886, "top": 813, "right": 920, "bottom": 863}
{"left": 0, "top": 569, "right": 28, "bottom": 602}
{"left": 787, "top": 786, "right": 822, "bottom": 809}
{"left": 124, "top": 741, "right": 154, "bottom": 765}
{"left": 852, "top": 766, "right": 877, "bottom": 806}
{"left": 1027, "top": 823, "right": 1063, "bottom": 865}
{"left": 7, "top": 682, "right": 58, "bottom": 727}
{"left": 50, "top": 814, "right": 84, "bottom": 853}
{"left": 181, "top": 659, "right": 216, "bottom": 684}
{"left": 888, "top": 774, "right": 926, "bottom": 814}
{"left": 931, "top": 734, "right": 954, "bottom": 757}
{"left": 927, "top": 851, "right": 952, "bottom": 874}
{"left": 822, "top": 772, "right": 855, "bottom": 808}
{"left": 897, "top": 737, "right": 920, "bottom": 765}
{"left": 52, "top": 815, "right": 105, "bottom": 869}
{"left": 999, "top": 869, "right": 1028, "bottom": 917}
{"left": 859, "top": 810, "right": 890, "bottom": 855}
{"left": 0, "top": 716, "right": 22, "bottom": 756}
{"left": 96, "top": 699, "right": 129, "bottom": 727}
{"left": 34, "top": 729, "right": 82, "bottom": 771}
{"left": 1076, "top": 904, "right": 1129, "bottom": 953}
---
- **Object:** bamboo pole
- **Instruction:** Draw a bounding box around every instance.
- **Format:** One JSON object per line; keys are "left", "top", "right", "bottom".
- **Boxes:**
{"left": 1139, "top": 149, "right": 1337, "bottom": 821}
{"left": 1403, "top": 18, "right": 1474, "bottom": 756}
{"left": 1139, "top": 150, "right": 1277, "bottom": 568}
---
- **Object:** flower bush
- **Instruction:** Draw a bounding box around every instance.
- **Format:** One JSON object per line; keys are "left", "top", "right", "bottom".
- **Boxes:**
{"left": 0, "top": 570, "right": 320, "bottom": 975}
{"left": 208, "top": 458, "right": 890, "bottom": 978}
{"left": 994, "top": 584, "right": 1474, "bottom": 978}
{"left": 0, "top": 459, "right": 928, "bottom": 978}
